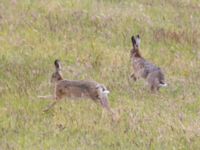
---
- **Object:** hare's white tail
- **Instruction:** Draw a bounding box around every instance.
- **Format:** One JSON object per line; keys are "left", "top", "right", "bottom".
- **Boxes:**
{"left": 103, "top": 90, "right": 110, "bottom": 94}
{"left": 38, "top": 95, "right": 55, "bottom": 99}
{"left": 159, "top": 83, "right": 167, "bottom": 87}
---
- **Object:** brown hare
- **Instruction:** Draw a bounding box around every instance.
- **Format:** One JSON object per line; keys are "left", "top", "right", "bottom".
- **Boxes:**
{"left": 130, "top": 34, "right": 167, "bottom": 91}
{"left": 44, "top": 59, "right": 112, "bottom": 113}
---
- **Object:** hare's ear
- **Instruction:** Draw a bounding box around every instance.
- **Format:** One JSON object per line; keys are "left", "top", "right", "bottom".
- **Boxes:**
{"left": 54, "top": 59, "right": 61, "bottom": 69}
{"left": 131, "top": 35, "right": 136, "bottom": 47}
{"left": 136, "top": 34, "right": 141, "bottom": 48}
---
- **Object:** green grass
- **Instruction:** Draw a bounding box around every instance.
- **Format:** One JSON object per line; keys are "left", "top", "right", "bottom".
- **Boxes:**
{"left": 0, "top": 0, "right": 200, "bottom": 149}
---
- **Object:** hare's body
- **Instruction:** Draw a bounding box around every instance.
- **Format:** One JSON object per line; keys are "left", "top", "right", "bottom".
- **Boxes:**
{"left": 44, "top": 59, "right": 111, "bottom": 112}
{"left": 130, "top": 35, "right": 167, "bottom": 91}
{"left": 55, "top": 80, "right": 106, "bottom": 101}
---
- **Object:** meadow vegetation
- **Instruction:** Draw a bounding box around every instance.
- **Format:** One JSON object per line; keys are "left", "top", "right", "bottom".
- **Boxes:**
{"left": 0, "top": 0, "right": 200, "bottom": 149}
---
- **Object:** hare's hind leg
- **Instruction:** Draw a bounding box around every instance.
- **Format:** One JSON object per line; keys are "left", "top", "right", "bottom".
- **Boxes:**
{"left": 99, "top": 97, "right": 110, "bottom": 112}
{"left": 149, "top": 79, "right": 160, "bottom": 92}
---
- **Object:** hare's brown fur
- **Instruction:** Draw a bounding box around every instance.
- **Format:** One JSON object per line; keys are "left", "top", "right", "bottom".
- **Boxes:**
{"left": 45, "top": 59, "right": 111, "bottom": 112}
{"left": 130, "top": 35, "right": 167, "bottom": 91}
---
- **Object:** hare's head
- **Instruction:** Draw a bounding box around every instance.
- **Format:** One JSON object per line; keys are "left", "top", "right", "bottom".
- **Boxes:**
{"left": 131, "top": 34, "right": 140, "bottom": 49}
{"left": 51, "top": 59, "right": 63, "bottom": 83}
{"left": 131, "top": 34, "right": 141, "bottom": 57}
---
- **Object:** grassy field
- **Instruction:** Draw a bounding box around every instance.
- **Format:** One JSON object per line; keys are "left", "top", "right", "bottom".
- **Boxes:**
{"left": 0, "top": 0, "right": 200, "bottom": 149}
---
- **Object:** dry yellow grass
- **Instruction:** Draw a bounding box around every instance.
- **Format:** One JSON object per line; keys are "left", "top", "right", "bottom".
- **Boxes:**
{"left": 0, "top": 0, "right": 200, "bottom": 149}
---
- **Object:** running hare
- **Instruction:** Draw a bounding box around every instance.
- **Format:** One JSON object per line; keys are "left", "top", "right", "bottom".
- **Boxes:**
{"left": 130, "top": 34, "right": 167, "bottom": 91}
{"left": 44, "top": 59, "right": 111, "bottom": 112}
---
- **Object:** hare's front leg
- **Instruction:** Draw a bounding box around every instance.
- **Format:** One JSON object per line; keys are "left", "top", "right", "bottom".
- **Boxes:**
{"left": 130, "top": 72, "right": 137, "bottom": 81}
{"left": 43, "top": 95, "right": 62, "bottom": 112}
{"left": 43, "top": 101, "right": 57, "bottom": 112}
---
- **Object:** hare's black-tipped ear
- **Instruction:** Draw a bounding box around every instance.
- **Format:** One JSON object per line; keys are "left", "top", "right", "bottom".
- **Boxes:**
{"left": 136, "top": 34, "right": 140, "bottom": 39}
{"left": 131, "top": 35, "right": 136, "bottom": 47}
{"left": 54, "top": 59, "right": 61, "bottom": 69}
{"left": 135, "top": 34, "right": 141, "bottom": 48}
